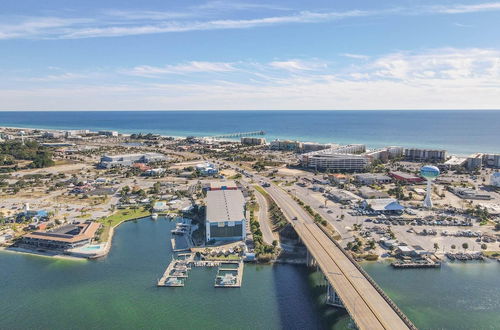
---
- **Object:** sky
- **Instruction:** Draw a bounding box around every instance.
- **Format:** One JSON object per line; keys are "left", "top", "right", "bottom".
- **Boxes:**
{"left": 1, "top": 0, "right": 499, "bottom": 110}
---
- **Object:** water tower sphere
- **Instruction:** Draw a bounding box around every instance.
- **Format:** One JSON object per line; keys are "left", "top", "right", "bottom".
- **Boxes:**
{"left": 420, "top": 165, "right": 440, "bottom": 180}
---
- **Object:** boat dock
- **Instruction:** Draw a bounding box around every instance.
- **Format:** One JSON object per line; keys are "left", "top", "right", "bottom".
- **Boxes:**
{"left": 214, "top": 261, "right": 244, "bottom": 288}
{"left": 157, "top": 254, "right": 194, "bottom": 287}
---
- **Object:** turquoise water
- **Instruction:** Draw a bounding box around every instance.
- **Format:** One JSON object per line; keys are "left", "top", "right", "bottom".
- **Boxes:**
{"left": 0, "top": 219, "right": 499, "bottom": 329}
{"left": 1, "top": 110, "right": 499, "bottom": 154}
{"left": 0, "top": 219, "right": 340, "bottom": 330}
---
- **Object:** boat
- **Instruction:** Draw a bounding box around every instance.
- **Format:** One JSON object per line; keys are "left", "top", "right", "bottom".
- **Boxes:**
{"left": 151, "top": 213, "right": 158, "bottom": 220}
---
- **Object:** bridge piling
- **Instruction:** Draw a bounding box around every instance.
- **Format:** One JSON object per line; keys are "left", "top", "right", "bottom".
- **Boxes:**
{"left": 327, "top": 284, "right": 345, "bottom": 308}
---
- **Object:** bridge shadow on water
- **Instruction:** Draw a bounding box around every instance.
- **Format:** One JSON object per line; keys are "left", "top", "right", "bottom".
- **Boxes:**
{"left": 272, "top": 264, "right": 352, "bottom": 330}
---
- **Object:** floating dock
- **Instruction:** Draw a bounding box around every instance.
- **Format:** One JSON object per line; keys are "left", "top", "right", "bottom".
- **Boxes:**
{"left": 214, "top": 261, "right": 244, "bottom": 288}
{"left": 157, "top": 255, "right": 193, "bottom": 287}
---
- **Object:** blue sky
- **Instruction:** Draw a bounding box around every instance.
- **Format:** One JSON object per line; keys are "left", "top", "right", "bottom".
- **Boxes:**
{"left": 1, "top": 0, "right": 499, "bottom": 110}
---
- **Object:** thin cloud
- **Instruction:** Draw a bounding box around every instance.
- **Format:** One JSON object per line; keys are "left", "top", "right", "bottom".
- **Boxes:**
{"left": 1, "top": 2, "right": 500, "bottom": 40}
{"left": 432, "top": 2, "right": 500, "bottom": 14}
{"left": 269, "top": 60, "right": 327, "bottom": 71}
{"left": 341, "top": 53, "right": 370, "bottom": 60}
{"left": 126, "top": 61, "right": 237, "bottom": 77}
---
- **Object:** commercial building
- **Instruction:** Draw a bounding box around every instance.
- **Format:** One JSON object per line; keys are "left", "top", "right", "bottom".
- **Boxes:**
{"left": 404, "top": 148, "right": 447, "bottom": 162}
{"left": 205, "top": 190, "right": 246, "bottom": 242}
{"left": 354, "top": 173, "right": 392, "bottom": 185}
{"left": 207, "top": 181, "right": 238, "bottom": 191}
{"left": 98, "top": 152, "right": 167, "bottom": 169}
{"left": 362, "top": 198, "right": 405, "bottom": 214}
{"left": 448, "top": 187, "right": 492, "bottom": 200}
{"left": 22, "top": 221, "right": 100, "bottom": 250}
{"left": 389, "top": 171, "right": 424, "bottom": 183}
{"left": 241, "top": 137, "right": 266, "bottom": 145}
{"left": 358, "top": 186, "right": 390, "bottom": 199}
{"left": 301, "top": 144, "right": 369, "bottom": 172}
{"left": 196, "top": 162, "right": 218, "bottom": 176}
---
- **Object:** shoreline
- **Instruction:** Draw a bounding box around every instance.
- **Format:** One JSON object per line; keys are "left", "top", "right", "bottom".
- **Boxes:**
{"left": 0, "top": 246, "right": 87, "bottom": 261}
{"left": 0, "top": 124, "right": 479, "bottom": 157}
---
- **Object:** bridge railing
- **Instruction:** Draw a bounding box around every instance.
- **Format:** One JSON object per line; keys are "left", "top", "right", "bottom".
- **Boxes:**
{"left": 315, "top": 224, "right": 418, "bottom": 330}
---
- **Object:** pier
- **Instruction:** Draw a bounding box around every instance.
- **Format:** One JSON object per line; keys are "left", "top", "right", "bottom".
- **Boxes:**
{"left": 157, "top": 254, "right": 194, "bottom": 287}
{"left": 209, "top": 130, "right": 265, "bottom": 139}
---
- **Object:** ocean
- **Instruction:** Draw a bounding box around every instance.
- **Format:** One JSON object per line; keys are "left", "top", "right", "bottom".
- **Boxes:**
{"left": 0, "top": 110, "right": 499, "bottom": 155}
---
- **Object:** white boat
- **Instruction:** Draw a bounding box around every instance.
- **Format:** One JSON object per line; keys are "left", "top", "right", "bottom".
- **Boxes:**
{"left": 151, "top": 213, "right": 158, "bottom": 220}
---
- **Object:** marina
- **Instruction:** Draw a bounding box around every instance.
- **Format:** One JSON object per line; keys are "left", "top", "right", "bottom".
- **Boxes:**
{"left": 157, "top": 253, "right": 245, "bottom": 288}
{"left": 214, "top": 261, "right": 245, "bottom": 288}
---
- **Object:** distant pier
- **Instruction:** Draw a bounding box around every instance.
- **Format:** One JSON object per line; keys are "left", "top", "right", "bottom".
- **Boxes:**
{"left": 209, "top": 130, "right": 265, "bottom": 139}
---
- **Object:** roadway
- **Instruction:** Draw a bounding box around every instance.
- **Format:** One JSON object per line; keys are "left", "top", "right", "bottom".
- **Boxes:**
{"left": 263, "top": 184, "right": 413, "bottom": 330}
{"left": 253, "top": 187, "right": 276, "bottom": 245}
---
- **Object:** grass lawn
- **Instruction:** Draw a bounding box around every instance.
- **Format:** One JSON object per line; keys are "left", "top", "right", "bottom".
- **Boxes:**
{"left": 254, "top": 185, "right": 268, "bottom": 196}
{"left": 482, "top": 251, "right": 500, "bottom": 259}
{"left": 97, "top": 208, "right": 151, "bottom": 242}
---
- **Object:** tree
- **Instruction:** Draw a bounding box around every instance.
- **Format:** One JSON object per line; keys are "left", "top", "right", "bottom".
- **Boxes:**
{"left": 481, "top": 243, "right": 487, "bottom": 250}
{"left": 451, "top": 244, "right": 456, "bottom": 251}
{"left": 433, "top": 243, "right": 439, "bottom": 252}
{"left": 462, "top": 242, "right": 469, "bottom": 252}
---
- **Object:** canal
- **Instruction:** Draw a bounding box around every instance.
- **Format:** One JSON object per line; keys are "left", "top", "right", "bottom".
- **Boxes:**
{"left": 0, "top": 218, "right": 498, "bottom": 329}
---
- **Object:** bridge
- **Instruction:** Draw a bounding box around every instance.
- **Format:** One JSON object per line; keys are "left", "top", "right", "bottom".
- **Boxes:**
{"left": 264, "top": 184, "right": 416, "bottom": 330}
{"left": 209, "top": 130, "right": 265, "bottom": 139}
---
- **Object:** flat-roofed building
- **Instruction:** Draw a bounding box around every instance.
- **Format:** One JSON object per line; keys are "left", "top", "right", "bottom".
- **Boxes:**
{"left": 404, "top": 148, "right": 447, "bottom": 162}
{"left": 482, "top": 154, "right": 500, "bottom": 168}
{"left": 358, "top": 186, "right": 390, "bottom": 199}
{"left": 444, "top": 156, "right": 467, "bottom": 169}
{"left": 22, "top": 221, "right": 100, "bottom": 250}
{"left": 466, "top": 153, "right": 483, "bottom": 170}
{"left": 207, "top": 180, "right": 238, "bottom": 191}
{"left": 301, "top": 144, "right": 369, "bottom": 172}
{"left": 389, "top": 171, "right": 424, "bottom": 183}
{"left": 205, "top": 190, "right": 246, "bottom": 242}
{"left": 354, "top": 173, "right": 392, "bottom": 185}
{"left": 98, "top": 152, "right": 167, "bottom": 168}
{"left": 241, "top": 137, "right": 266, "bottom": 145}
{"left": 270, "top": 139, "right": 303, "bottom": 151}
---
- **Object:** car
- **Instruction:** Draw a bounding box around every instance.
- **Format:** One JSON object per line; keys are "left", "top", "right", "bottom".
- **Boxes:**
{"left": 292, "top": 216, "right": 298, "bottom": 220}
{"left": 327, "top": 210, "right": 333, "bottom": 214}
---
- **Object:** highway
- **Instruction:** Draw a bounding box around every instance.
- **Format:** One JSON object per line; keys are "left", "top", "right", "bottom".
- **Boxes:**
{"left": 263, "top": 184, "right": 414, "bottom": 330}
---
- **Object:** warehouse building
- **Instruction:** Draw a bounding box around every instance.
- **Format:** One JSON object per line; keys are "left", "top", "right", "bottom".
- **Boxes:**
{"left": 205, "top": 190, "right": 246, "bottom": 242}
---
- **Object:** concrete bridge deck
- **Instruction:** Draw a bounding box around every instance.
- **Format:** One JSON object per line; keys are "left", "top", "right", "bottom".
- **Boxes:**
{"left": 265, "top": 185, "right": 415, "bottom": 330}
